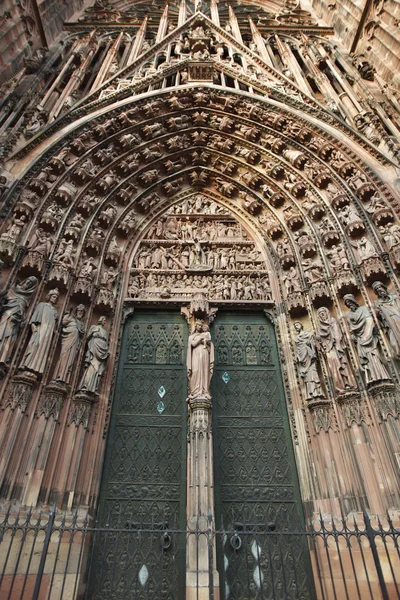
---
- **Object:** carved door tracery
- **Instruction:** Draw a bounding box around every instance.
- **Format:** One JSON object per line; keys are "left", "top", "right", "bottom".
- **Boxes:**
{"left": 213, "top": 312, "right": 315, "bottom": 600}
{"left": 90, "top": 312, "right": 187, "bottom": 600}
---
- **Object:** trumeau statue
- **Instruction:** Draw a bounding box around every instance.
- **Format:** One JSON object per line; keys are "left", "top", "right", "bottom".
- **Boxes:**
{"left": 294, "top": 321, "right": 324, "bottom": 400}
{"left": 53, "top": 305, "right": 86, "bottom": 384}
{"left": 372, "top": 281, "right": 400, "bottom": 357}
{"left": 343, "top": 294, "right": 391, "bottom": 385}
{"left": 78, "top": 316, "right": 109, "bottom": 394}
{"left": 187, "top": 320, "right": 214, "bottom": 399}
{"left": 19, "top": 288, "right": 60, "bottom": 375}
{"left": 316, "top": 307, "right": 357, "bottom": 393}
{"left": 0, "top": 277, "right": 39, "bottom": 366}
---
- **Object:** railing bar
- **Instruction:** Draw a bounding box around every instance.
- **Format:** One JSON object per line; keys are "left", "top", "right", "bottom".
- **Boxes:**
{"left": 244, "top": 525, "right": 252, "bottom": 600}
{"left": 7, "top": 524, "right": 31, "bottom": 600}
{"left": 321, "top": 528, "right": 338, "bottom": 600}
{"left": 32, "top": 508, "right": 56, "bottom": 600}
{"left": 121, "top": 524, "right": 132, "bottom": 600}
{"left": 380, "top": 530, "right": 400, "bottom": 599}
{"left": 109, "top": 526, "right": 122, "bottom": 598}
{"left": 84, "top": 524, "right": 98, "bottom": 600}
{"left": 343, "top": 530, "right": 362, "bottom": 600}
{"left": 264, "top": 523, "right": 277, "bottom": 600}
{"left": 72, "top": 520, "right": 88, "bottom": 600}
{"left": 288, "top": 529, "right": 300, "bottom": 600}
{"left": 364, "top": 512, "right": 390, "bottom": 600}
{"left": 47, "top": 520, "right": 64, "bottom": 600}
{"left": 20, "top": 515, "right": 43, "bottom": 600}
{"left": 0, "top": 526, "right": 19, "bottom": 586}
{"left": 353, "top": 525, "right": 375, "bottom": 599}
{"left": 310, "top": 531, "right": 327, "bottom": 600}
{"left": 331, "top": 528, "right": 350, "bottom": 600}
{"left": 255, "top": 529, "right": 266, "bottom": 600}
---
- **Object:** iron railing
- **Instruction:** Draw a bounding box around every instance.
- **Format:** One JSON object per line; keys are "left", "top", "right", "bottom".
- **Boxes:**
{"left": 0, "top": 507, "right": 399, "bottom": 599}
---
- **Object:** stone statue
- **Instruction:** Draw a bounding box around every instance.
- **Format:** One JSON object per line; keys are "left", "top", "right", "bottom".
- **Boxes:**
{"left": 294, "top": 321, "right": 324, "bottom": 400}
{"left": 343, "top": 294, "right": 390, "bottom": 385}
{"left": 53, "top": 305, "right": 86, "bottom": 384}
{"left": 316, "top": 307, "right": 357, "bottom": 393}
{"left": 372, "top": 281, "right": 400, "bottom": 357}
{"left": 0, "top": 277, "right": 39, "bottom": 366}
{"left": 350, "top": 236, "right": 378, "bottom": 262}
{"left": 78, "top": 316, "right": 109, "bottom": 394}
{"left": 187, "top": 320, "right": 214, "bottom": 399}
{"left": 19, "top": 288, "right": 60, "bottom": 375}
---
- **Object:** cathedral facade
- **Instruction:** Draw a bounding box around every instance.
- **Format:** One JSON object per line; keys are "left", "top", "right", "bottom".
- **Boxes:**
{"left": 0, "top": 0, "right": 400, "bottom": 598}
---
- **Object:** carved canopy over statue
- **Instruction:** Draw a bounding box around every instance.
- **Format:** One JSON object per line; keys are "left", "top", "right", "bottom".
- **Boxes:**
{"left": 187, "top": 320, "right": 214, "bottom": 399}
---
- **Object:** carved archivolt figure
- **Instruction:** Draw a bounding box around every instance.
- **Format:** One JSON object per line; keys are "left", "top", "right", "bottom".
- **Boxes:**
{"left": 187, "top": 321, "right": 214, "bottom": 399}
{"left": 343, "top": 294, "right": 390, "bottom": 385}
{"left": 78, "top": 316, "right": 109, "bottom": 394}
{"left": 19, "top": 288, "right": 60, "bottom": 375}
{"left": 294, "top": 321, "right": 324, "bottom": 400}
{"left": 316, "top": 307, "right": 357, "bottom": 393}
{"left": 0, "top": 277, "right": 38, "bottom": 365}
{"left": 372, "top": 281, "right": 400, "bottom": 357}
{"left": 53, "top": 305, "right": 86, "bottom": 384}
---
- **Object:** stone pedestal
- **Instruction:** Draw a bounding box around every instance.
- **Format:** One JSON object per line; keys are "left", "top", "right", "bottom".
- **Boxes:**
{"left": 186, "top": 395, "right": 220, "bottom": 600}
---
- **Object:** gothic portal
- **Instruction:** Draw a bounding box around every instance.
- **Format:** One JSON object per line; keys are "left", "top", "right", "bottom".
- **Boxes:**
{"left": 0, "top": 0, "right": 400, "bottom": 597}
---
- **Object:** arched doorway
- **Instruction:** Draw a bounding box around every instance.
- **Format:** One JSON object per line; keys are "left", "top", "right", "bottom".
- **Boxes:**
{"left": 88, "top": 196, "right": 315, "bottom": 599}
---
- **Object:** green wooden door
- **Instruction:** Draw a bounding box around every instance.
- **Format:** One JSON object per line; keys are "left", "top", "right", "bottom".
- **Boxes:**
{"left": 89, "top": 311, "right": 188, "bottom": 600}
{"left": 213, "top": 311, "right": 315, "bottom": 600}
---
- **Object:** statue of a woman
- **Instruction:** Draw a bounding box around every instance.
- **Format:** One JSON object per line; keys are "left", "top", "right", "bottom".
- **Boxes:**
{"left": 187, "top": 321, "right": 214, "bottom": 399}
{"left": 0, "top": 276, "right": 38, "bottom": 366}
{"left": 78, "top": 316, "right": 109, "bottom": 394}
{"left": 372, "top": 281, "right": 400, "bottom": 357}
{"left": 53, "top": 304, "right": 86, "bottom": 384}
{"left": 343, "top": 294, "right": 390, "bottom": 385}
{"left": 19, "top": 288, "right": 59, "bottom": 375}
{"left": 316, "top": 307, "right": 357, "bottom": 393}
{"left": 294, "top": 321, "right": 324, "bottom": 400}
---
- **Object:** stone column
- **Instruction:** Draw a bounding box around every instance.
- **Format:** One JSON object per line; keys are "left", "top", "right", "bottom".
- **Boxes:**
{"left": 182, "top": 294, "right": 219, "bottom": 600}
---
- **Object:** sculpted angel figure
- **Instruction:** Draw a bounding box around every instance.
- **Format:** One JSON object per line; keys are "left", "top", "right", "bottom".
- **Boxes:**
{"left": 187, "top": 321, "right": 214, "bottom": 399}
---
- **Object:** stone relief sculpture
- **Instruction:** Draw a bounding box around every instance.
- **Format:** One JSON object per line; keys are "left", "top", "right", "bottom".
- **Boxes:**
{"left": 343, "top": 294, "right": 391, "bottom": 385}
{"left": 294, "top": 321, "right": 324, "bottom": 400}
{"left": 372, "top": 281, "right": 400, "bottom": 358}
{"left": 128, "top": 209, "right": 270, "bottom": 301}
{"left": 19, "top": 288, "right": 60, "bottom": 376}
{"left": 0, "top": 277, "right": 39, "bottom": 367}
{"left": 77, "top": 316, "right": 109, "bottom": 394}
{"left": 53, "top": 305, "right": 86, "bottom": 384}
{"left": 316, "top": 307, "right": 357, "bottom": 393}
{"left": 187, "top": 320, "right": 214, "bottom": 399}
{"left": 350, "top": 236, "right": 378, "bottom": 262}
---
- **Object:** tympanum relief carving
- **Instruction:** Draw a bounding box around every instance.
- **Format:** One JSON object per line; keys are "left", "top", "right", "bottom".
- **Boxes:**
{"left": 128, "top": 195, "right": 271, "bottom": 302}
